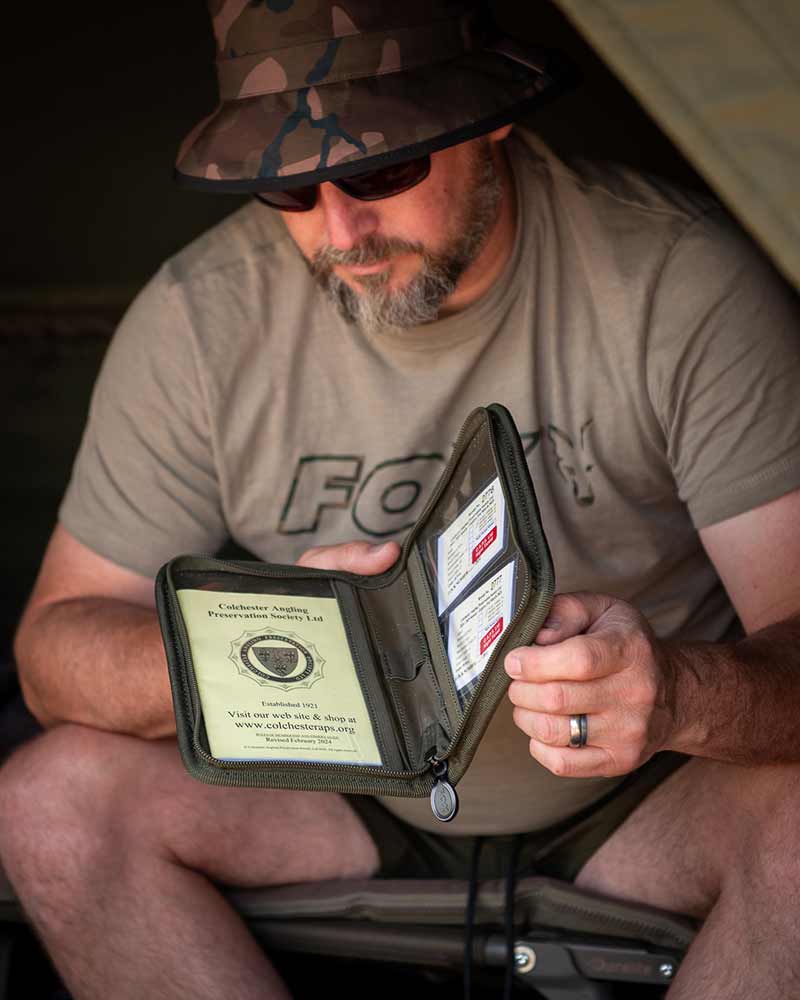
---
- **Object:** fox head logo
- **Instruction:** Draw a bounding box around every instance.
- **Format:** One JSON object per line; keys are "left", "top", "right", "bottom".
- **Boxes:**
{"left": 547, "top": 420, "right": 595, "bottom": 506}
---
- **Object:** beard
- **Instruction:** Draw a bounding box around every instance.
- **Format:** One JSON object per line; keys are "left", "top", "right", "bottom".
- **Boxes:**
{"left": 307, "top": 140, "right": 503, "bottom": 335}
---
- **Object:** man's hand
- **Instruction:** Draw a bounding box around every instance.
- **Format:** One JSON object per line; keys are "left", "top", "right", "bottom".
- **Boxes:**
{"left": 297, "top": 540, "right": 400, "bottom": 575}
{"left": 505, "top": 592, "right": 679, "bottom": 778}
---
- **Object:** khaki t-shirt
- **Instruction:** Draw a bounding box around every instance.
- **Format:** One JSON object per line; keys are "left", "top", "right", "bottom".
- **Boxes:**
{"left": 60, "top": 130, "right": 800, "bottom": 835}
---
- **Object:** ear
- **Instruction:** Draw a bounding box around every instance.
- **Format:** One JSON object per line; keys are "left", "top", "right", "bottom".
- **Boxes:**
{"left": 487, "top": 123, "right": 514, "bottom": 143}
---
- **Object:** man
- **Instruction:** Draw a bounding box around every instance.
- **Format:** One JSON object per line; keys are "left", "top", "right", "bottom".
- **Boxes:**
{"left": 1, "top": 2, "right": 800, "bottom": 998}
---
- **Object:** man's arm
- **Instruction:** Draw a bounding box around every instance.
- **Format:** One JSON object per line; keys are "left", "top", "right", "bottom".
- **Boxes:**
{"left": 14, "top": 524, "right": 174, "bottom": 739}
{"left": 505, "top": 487, "right": 800, "bottom": 776}
{"left": 15, "top": 529, "right": 402, "bottom": 741}
{"left": 665, "top": 485, "right": 800, "bottom": 761}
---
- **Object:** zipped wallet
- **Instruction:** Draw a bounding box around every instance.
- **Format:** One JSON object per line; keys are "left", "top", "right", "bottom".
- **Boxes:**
{"left": 156, "top": 404, "right": 554, "bottom": 822}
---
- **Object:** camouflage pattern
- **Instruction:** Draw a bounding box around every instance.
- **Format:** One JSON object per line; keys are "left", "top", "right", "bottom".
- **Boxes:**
{"left": 176, "top": 0, "right": 553, "bottom": 189}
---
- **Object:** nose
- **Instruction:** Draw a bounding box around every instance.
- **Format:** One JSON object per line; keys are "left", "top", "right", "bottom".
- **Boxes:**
{"left": 317, "top": 183, "right": 379, "bottom": 250}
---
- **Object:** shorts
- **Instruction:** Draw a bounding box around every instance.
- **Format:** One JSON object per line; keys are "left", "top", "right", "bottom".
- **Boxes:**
{"left": 347, "top": 751, "right": 688, "bottom": 883}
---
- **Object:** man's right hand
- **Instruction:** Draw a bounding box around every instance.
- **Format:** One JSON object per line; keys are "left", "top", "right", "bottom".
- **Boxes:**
{"left": 296, "top": 540, "right": 400, "bottom": 575}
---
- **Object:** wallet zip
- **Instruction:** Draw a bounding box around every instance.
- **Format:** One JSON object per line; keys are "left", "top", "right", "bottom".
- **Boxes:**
{"left": 163, "top": 565, "right": 529, "bottom": 821}
{"left": 157, "top": 404, "right": 555, "bottom": 820}
{"left": 162, "top": 573, "right": 428, "bottom": 785}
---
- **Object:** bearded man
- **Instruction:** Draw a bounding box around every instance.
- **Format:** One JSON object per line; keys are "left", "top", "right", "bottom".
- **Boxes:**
{"left": 1, "top": 3, "right": 800, "bottom": 999}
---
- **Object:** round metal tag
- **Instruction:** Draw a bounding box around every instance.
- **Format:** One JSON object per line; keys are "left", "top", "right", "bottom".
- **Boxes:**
{"left": 430, "top": 780, "right": 459, "bottom": 822}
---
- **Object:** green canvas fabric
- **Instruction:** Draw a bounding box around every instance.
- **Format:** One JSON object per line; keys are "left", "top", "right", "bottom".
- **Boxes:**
{"left": 227, "top": 875, "right": 697, "bottom": 949}
{"left": 552, "top": 0, "right": 800, "bottom": 287}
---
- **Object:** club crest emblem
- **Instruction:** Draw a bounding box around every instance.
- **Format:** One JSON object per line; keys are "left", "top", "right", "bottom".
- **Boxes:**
{"left": 253, "top": 646, "right": 297, "bottom": 676}
{"left": 229, "top": 630, "right": 323, "bottom": 690}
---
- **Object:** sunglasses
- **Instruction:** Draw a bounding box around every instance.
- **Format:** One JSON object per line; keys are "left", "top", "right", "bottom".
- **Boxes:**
{"left": 254, "top": 154, "right": 431, "bottom": 212}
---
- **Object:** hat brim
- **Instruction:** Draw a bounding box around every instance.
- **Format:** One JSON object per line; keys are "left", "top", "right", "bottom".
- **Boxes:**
{"left": 175, "top": 49, "right": 577, "bottom": 193}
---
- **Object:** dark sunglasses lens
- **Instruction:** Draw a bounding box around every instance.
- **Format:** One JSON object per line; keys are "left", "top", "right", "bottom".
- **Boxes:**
{"left": 254, "top": 155, "right": 430, "bottom": 210}
{"left": 255, "top": 186, "right": 318, "bottom": 212}
{"left": 339, "top": 155, "right": 431, "bottom": 201}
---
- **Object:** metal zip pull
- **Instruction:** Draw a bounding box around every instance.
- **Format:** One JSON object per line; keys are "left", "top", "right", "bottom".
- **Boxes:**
{"left": 429, "top": 758, "right": 459, "bottom": 822}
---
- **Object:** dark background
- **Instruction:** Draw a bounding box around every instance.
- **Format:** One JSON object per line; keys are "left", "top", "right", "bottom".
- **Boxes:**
{"left": 0, "top": 3, "right": 710, "bottom": 676}
{"left": 3, "top": 0, "right": 707, "bottom": 295}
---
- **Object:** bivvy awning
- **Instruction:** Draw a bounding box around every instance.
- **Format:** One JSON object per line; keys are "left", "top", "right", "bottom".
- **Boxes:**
{"left": 551, "top": 0, "right": 800, "bottom": 288}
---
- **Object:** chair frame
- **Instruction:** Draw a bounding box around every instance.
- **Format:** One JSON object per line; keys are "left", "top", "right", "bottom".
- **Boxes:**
{"left": 0, "top": 870, "right": 695, "bottom": 999}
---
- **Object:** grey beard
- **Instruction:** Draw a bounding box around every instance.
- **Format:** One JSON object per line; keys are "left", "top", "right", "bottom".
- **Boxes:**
{"left": 309, "top": 144, "right": 503, "bottom": 335}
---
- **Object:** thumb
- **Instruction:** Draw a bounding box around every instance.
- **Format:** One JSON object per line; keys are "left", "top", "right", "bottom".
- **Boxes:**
{"left": 296, "top": 540, "right": 400, "bottom": 575}
{"left": 535, "top": 591, "right": 616, "bottom": 645}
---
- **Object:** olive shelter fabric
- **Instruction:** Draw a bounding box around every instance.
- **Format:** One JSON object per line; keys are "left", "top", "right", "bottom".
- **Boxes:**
{"left": 551, "top": 0, "right": 800, "bottom": 288}
{"left": 60, "top": 129, "right": 800, "bottom": 835}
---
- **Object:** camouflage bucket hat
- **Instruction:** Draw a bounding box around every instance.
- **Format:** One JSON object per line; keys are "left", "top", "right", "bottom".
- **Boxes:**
{"left": 176, "top": 0, "right": 575, "bottom": 192}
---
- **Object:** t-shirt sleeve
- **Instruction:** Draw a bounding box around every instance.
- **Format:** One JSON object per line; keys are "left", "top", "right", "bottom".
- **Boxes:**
{"left": 59, "top": 267, "right": 227, "bottom": 576}
{"left": 647, "top": 207, "right": 800, "bottom": 529}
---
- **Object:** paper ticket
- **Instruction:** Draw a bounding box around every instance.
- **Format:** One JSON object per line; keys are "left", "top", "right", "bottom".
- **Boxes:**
{"left": 436, "top": 477, "right": 507, "bottom": 612}
{"left": 446, "top": 560, "right": 516, "bottom": 703}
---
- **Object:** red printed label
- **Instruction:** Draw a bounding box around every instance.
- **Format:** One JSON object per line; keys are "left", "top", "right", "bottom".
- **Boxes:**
{"left": 480, "top": 617, "right": 504, "bottom": 655}
{"left": 471, "top": 525, "right": 497, "bottom": 564}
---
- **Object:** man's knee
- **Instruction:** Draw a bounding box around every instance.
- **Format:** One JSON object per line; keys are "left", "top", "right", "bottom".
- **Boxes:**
{"left": 0, "top": 725, "right": 380, "bottom": 890}
{"left": 0, "top": 724, "right": 132, "bottom": 878}
{"left": 578, "top": 758, "right": 800, "bottom": 917}
{"left": 732, "top": 762, "right": 800, "bottom": 874}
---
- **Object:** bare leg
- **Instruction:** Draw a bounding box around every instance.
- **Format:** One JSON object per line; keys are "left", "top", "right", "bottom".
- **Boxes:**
{"left": 0, "top": 724, "right": 379, "bottom": 1000}
{"left": 575, "top": 757, "right": 800, "bottom": 999}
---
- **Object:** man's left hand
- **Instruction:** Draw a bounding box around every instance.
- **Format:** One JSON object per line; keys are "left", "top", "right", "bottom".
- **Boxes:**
{"left": 505, "top": 592, "right": 678, "bottom": 778}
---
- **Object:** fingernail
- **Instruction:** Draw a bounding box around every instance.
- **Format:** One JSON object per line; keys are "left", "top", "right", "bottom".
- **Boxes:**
{"left": 370, "top": 542, "right": 391, "bottom": 553}
{"left": 541, "top": 617, "right": 559, "bottom": 630}
{"left": 505, "top": 655, "right": 521, "bottom": 676}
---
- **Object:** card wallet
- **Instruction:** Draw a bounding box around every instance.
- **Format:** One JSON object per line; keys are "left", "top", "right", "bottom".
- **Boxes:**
{"left": 156, "top": 404, "right": 554, "bottom": 822}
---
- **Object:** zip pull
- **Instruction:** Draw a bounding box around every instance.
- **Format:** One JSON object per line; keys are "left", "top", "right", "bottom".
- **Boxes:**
{"left": 429, "top": 758, "right": 459, "bottom": 822}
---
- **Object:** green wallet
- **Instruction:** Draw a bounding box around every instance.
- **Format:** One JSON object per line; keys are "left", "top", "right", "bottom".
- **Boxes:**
{"left": 156, "top": 404, "right": 554, "bottom": 822}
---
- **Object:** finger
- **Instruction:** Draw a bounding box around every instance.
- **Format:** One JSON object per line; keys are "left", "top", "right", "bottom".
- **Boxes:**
{"left": 507, "top": 677, "right": 604, "bottom": 715}
{"left": 506, "top": 633, "right": 624, "bottom": 684}
{"left": 296, "top": 540, "right": 400, "bottom": 574}
{"left": 535, "top": 592, "right": 617, "bottom": 645}
{"left": 527, "top": 740, "right": 625, "bottom": 779}
{"left": 512, "top": 708, "right": 609, "bottom": 748}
